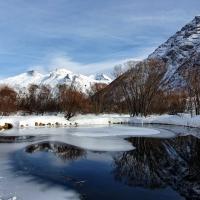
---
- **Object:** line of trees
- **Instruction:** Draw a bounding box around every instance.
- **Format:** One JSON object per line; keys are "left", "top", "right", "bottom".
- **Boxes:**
{"left": 0, "top": 58, "right": 200, "bottom": 118}
{"left": 119, "top": 59, "right": 167, "bottom": 116}
{"left": 92, "top": 59, "right": 193, "bottom": 117}
{"left": 118, "top": 59, "right": 189, "bottom": 117}
{"left": 0, "top": 86, "right": 18, "bottom": 115}
{"left": 0, "top": 83, "right": 91, "bottom": 117}
{"left": 181, "top": 60, "right": 200, "bottom": 116}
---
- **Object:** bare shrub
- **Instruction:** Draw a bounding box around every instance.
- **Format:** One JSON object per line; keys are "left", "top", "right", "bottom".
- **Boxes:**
{"left": 0, "top": 85, "right": 17, "bottom": 115}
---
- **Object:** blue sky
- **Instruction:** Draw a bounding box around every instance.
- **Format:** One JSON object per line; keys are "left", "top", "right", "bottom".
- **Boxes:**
{"left": 0, "top": 0, "right": 200, "bottom": 78}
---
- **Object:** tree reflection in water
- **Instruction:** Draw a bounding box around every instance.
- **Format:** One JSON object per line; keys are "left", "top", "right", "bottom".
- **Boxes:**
{"left": 113, "top": 135, "right": 200, "bottom": 199}
{"left": 26, "top": 141, "right": 86, "bottom": 162}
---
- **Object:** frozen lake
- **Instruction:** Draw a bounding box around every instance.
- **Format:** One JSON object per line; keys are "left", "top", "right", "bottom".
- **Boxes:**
{"left": 1, "top": 124, "right": 200, "bottom": 200}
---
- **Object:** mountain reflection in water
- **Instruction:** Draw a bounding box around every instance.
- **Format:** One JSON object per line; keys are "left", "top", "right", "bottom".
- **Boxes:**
{"left": 113, "top": 135, "right": 200, "bottom": 199}
{"left": 26, "top": 142, "right": 86, "bottom": 162}
{"left": 14, "top": 135, "right": 200, "bottom": 200}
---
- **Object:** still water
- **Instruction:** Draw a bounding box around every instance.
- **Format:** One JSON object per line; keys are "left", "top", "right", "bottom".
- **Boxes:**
{"left": 1, "top": 125, "right": 200, "bottom": 200}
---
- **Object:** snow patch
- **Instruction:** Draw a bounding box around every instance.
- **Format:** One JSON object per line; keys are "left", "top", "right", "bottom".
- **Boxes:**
{"left": 1, "top": 113, "right": 200, "bottom": 131}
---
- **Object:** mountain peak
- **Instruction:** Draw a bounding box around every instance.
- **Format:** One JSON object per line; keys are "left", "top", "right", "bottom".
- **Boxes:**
{"left": 95, "top": 73, "right": 112, "bottom": 82}
{"left": 0, "top": 68, "right": 112, "bottom": 93}
{"left": 27, "top": 70, "right": 41, "bottom": 76}
{"left": 52, "top": 68, "right": 73, "bottom": 75}
{"left": 194, "top": 16, "right": 200, "bottom": 21}
{"left": 88, "top": 73, "right": 112, "bottom": 83}
{"left": 149, "top": 16, "right": 200, "bottom": 86}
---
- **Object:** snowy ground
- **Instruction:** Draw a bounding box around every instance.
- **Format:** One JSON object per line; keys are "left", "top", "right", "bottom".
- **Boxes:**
{"left": 72, "top": 113, "right": 200, "bottom": 128}
{"left": 1, "top": 113, "right": 200, "bottom": 130}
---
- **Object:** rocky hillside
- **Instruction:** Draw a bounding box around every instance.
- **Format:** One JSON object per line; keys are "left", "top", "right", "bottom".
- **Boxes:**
{"left": 1, "top": 17, "right": 200, "bottom": 95}
{"left": 149, "top": 16, "right": 200, "bottom": 85}
{"left": 96, "top": 16, "right": 200, "bottom": 99}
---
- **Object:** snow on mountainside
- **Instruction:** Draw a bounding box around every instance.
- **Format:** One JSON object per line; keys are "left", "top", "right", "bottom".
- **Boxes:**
{"left": 91, "top": 16, "right": 200, "bottom": 101}
{"left": 2, "top": 17, "right": 200, "bottom": 93}
{"left": 149, "top": 16, "right": 200, "bottom": 83}
{"left": 0, "top": 68, "right": 112, "bottom": 93}
{"left": 89, "top": 73, "right": 112, "bottom": 82}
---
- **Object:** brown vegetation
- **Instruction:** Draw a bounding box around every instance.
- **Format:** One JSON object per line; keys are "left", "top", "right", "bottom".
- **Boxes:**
{"left": 0, "top": 85, "right": 17, "bottom": 115}
{"left": 58, "top": 84, "right": 91, "bottom": 119}
{"left": 93, "top": 59, "right": 189, "bottom": 116}
{"left": 120, "top": 59, "right": 168, "bottom": 116}
{"left": 182, "top": 65, "right": 200, "bottom": 115}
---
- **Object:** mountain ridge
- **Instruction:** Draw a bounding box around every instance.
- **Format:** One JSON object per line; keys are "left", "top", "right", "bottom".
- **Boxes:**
{"left": 149, "top": 16, "right": 200, "bottom": 85}
{"left": 0, "top": 68, "right": 112, "bottom": 93}
{"left": 2, "top": 16, "right": 200, "bottom": 93}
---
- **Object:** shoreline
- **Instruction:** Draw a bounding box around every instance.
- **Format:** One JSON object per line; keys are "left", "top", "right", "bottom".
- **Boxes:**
{"left": 0, "top": 114, "right": 200, "bottom": 130}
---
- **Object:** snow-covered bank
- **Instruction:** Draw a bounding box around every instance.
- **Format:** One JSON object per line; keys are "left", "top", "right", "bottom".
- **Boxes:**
{"left": 1, "top": 113, "right": 200, "bottom": 130}
{"left": 129, "top": 114, "right": 200, "bottom": 128}
{"left": 0, "top": 115, "right": 71, "bottom": 128}
{"left": 72, "top": 114, "right": 200, "bottom": 128}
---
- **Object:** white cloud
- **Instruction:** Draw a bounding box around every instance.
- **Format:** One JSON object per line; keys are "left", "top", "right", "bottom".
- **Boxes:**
{"left": 30, "top": 54, "right": 143, "bottom": 76}
{"left": 27, "top": 65, "right": 47, "bottom": 74}
{"left": 27, "top": 45, "right": 156, "bottom": 76}
{"left": 48, "top": 56, "right": 82, "bottom": 72}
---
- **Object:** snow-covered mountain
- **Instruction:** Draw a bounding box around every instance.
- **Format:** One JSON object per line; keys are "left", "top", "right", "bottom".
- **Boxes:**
{"left": 92, "top": 16, "right": 200, "bottom": 102}
{"left": 149, "top": 16, "right": 200, "bottom": 84}
{"left": 89, "top": 73, "right": 112, "bottom": 82}
{"left": 2, "top": 16, "right": 200, "bottom": 94}
{"left": 0, "top": 68, "right": 112, "bottom": 93}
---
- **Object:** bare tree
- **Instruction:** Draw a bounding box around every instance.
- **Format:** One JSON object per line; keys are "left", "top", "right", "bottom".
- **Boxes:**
{"left": 87, "top": 83, "right": 108, "bottom": 113}
{"left": 150, "top": 90, "right": 186, "bottom": 115}
{"left": 182, "top": 65, "right": 200, "bottom": 115}
{"left": 18, "top": 84, "right": 59, "bottom": 114}
{"left": 58, "top": 83, "right": 88, "bottom": 119}
{"left": 19, "top": 84, "right": 39, "bottom": 113}
{"left": 0, "top": 85, "right": 17, "bottom": 115}
{"left": 120, "top": 59, "right": 167, "bottom": 116}
{"left": 37, "top": 85, "right": 57, "bottom": 113}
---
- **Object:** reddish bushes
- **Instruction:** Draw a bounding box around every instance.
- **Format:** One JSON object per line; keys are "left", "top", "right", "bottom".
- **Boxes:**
{"left": 0, "top": 85, "right": 17, "bottom": 115}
